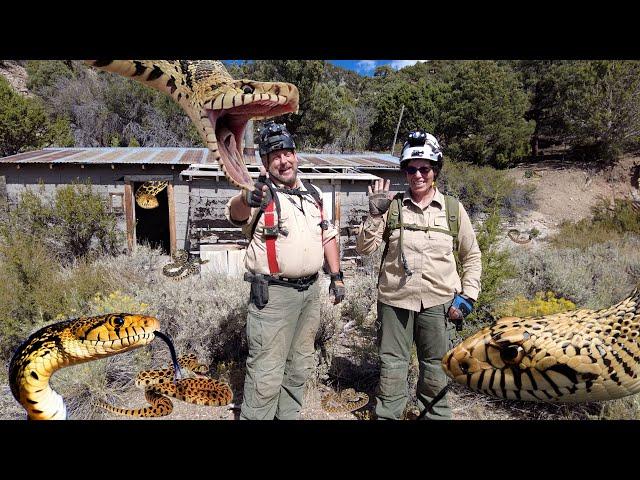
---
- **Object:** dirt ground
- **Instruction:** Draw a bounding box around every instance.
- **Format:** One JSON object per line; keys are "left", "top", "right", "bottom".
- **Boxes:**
{"left": 502, "top": 154, "right": 640, "bottom": 243}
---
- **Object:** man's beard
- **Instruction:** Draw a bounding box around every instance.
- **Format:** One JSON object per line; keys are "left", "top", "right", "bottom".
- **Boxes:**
{"left": 269, "top": 169, "right": 297, "bottom": 188}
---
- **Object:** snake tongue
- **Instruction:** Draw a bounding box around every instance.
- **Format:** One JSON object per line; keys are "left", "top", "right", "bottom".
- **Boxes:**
{"left": 153, "top": 331, "right": 183, "bottom": 382}
{"left": 208, "top": 110, "right": 253, "bottom": 189}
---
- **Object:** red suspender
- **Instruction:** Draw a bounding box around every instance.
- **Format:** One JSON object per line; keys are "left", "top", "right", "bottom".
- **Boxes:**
{"left": 263, "top": 200, "right": 280, "bottom": 274}
{"left": 263, "top": 186, "right": 324, "bottom": 275}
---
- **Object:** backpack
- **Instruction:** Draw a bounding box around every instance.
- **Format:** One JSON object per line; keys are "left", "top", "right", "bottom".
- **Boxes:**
{"left": 381, "top": 192, "right": 460, "bottom": 276}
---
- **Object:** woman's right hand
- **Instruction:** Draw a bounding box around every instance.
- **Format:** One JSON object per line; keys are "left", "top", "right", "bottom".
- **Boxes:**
{"left": 367, "top": 178, "right": 391, "bottom": 216}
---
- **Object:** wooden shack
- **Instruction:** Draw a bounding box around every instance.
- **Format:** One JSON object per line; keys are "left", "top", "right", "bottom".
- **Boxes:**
{"left": 0, "top": 146, "right": 405, "bottom": 274}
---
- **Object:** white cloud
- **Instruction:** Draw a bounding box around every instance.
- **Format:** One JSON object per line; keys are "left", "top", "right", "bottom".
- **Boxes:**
{"left": 356, "top": 60, "right": 378, "bottom": 74}
{"left": 390, "top": 60, "right": 430, "bottom": 70}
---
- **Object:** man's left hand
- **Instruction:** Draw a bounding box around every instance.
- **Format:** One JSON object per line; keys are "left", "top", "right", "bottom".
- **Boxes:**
{"left": 329, "top": 272, "right": 345, "bottom": 305}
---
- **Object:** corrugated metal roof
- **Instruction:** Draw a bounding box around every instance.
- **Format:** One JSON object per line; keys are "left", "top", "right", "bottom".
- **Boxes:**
{"left": 0, "top": 148, "right": 400, "bottom": 169}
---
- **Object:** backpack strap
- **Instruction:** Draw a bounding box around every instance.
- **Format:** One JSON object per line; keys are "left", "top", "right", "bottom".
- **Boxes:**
{"left": 444, "top": 194, "right": 460, "bottom": 251}
{"left": 380, "top": 192, "right": 407, "bottom": 275}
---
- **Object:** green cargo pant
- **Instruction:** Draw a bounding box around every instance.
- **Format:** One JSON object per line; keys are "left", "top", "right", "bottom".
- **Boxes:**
{"left": 240, "top": 280, "right": 320, "bottom": 420}
{"left": 375, "top": 300, "right": 455, "bottom": 420}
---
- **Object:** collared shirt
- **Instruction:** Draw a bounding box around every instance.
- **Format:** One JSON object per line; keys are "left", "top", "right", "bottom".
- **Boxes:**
{"left": 225, "top": 179, "right": 338, "bottom": 278}
{"left": 356, "top": 187, "right": 481, "bottom": 312}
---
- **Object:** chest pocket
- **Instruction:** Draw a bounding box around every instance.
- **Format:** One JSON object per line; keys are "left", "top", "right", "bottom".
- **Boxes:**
{"left": 430, "top": 212, "right": 453, "bottom": 254}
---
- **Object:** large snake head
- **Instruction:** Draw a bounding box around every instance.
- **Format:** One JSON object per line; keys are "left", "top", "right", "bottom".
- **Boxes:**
{"left": 84, "top": 60, "right": 299, "bottom": 190}
{"left": 64, "top": 313, "right": 161, "bottom": 354}
{"left": 440, "top": 311, "right": 625, "bottom": 403}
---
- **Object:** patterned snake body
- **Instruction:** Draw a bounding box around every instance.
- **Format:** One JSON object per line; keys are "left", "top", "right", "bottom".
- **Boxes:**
{"left": 84, "top": 60, "right": 299, "bottom": 190}
{"left": 8, "top": 314, "right": 160, "bottom": 420}
{"left": 95, "top": 353, "right": 233, "bottom": 417}
{"left": 442, "top": 286, "right": 640, "bottom": 402}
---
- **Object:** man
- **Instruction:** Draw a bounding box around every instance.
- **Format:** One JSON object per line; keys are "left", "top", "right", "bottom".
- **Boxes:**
{"left": 356, "top": 130, "right": 481, "bottom": 420}
{"left": 226, "top": 121, "right": 345, "bottom": 420}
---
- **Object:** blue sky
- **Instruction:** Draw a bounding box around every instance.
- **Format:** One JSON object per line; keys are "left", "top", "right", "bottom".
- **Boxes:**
{"left": 329, "top": 60, "right": 429, "bottom": 76}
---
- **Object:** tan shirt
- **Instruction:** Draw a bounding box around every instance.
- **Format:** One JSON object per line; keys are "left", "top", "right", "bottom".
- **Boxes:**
{"left": 225, "top": 180, "right": 338, "bottom": 278}
{"left": 356, "top": 188, "right": 481, "bottom": 312}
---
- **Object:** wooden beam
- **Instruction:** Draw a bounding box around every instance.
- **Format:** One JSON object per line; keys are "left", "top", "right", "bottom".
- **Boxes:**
{"left": 124, "top": 181, "right": 136, "bottom": 252}
{"left": 167, "top": 182, "right": 177, "bottom": 255}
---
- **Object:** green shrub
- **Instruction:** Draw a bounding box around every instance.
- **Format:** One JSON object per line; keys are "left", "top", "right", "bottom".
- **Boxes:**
{"left": 550, "top": 198, "right": 640, "bottom": 249}
{"left": 503, "top": 235, "right": 640, "bottom": 310}
{"left": 439, "top": 159, "right": 535, "bottom": 219}
{"left": 0, "top": 75, "right": 73, "bottom": 157}
{"left": 494, "top": 291, "right": 576, "bottom": 318}
{"left": 4, "top": 181, "right": 123, "bottom": 263}
{"left": 462, "top": 209, "right": 517, "bottom": 336}
{"left": 0, "top": 234, "right": 115, "bottom": 366}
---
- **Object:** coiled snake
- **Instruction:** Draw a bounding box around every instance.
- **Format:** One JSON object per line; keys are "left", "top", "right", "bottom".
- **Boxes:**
{"left": 162, "top": 249, "right": 208, "bottom": 280}
{"left": 8, "top": 313, "right": 162, "bottom": 420}
{"left": 321, "top": 388, "right": 369, "bottom": 413}
{"left": 95, "top": 353, "right": 233, "bottom": 417}
{"left": 442, "top": 285, "right": 640, "bottom": 402}
{"left": 84, "top": 60, "right": 299, "bottom": 191}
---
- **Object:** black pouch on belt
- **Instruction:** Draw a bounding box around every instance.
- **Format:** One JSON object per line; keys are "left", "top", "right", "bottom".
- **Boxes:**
{"left": 245, "top": 273, "right": 269, "bottom": 309}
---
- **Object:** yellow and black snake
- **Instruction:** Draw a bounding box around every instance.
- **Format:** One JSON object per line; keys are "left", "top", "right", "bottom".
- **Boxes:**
{"left": 95, "top": 353, "right": 232, "bottom": 417}
{"left": 442, "top": 285, "right": 640, "bottom": 402}
{"left": 135, "top": 181, "right": 168, "bottom": 209}
{"left": 8, "top": 313, "right": 164, "bottom": 420}
{"left": 84, "top": 60, "right": 299, "bottom": 191}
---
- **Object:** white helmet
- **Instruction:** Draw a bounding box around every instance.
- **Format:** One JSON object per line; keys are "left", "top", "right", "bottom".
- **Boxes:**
{"left": 400, "top": 130, "right": 443, "bottom": 168}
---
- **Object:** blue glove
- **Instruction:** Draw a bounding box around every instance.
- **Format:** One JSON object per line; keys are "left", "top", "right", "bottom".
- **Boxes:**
{"left": 447, "top": 294, "right": 474, "bottom": 331}
{"left": 452, "top": 294, "right": 474, "bottom": 317}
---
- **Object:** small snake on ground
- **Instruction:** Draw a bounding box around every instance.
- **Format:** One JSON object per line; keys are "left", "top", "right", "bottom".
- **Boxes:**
{"left": 321, "top": 388, "right": 369, "bottom": 413}
{"left": 8, "top": 313, "right": 176, "bottom": 420}
{"left": 442, "top": 285, "right": 640, "bottom": 402}
{"left": 95, "top": 353, "right": 233, "bottom": 417}
{"left": 507, "top": 229, "right": 532, "bottom": 244}
{"left": 162, "top": 249, "right": 209, "bottom": 280}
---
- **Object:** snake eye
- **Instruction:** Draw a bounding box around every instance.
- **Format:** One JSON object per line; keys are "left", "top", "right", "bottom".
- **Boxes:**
{"left": 112, "top": 316, "right": 125, "bottom": 326}
{"left": 242, "top": 85, "right": 254, "bottom": 94}
{"left": 500, "top": 345, "right": 524, "bottom": 364}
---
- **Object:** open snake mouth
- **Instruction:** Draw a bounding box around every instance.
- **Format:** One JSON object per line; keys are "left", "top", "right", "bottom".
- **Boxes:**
{"left": 206, "top": 95, "right": 297, "bottom": 189}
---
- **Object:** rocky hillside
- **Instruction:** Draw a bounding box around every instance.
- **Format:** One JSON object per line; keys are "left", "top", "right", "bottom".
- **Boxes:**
{"left": 0, "top": 60, "right": 31, "bottom": 96}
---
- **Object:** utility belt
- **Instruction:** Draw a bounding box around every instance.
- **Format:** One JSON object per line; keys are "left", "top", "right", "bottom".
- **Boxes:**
{"left": 243, "top": 272, "right": 319, "bottom": 309}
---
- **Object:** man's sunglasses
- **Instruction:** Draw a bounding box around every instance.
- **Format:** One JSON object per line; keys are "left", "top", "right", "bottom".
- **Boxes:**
{"left": 404, "top": 166, "right": 433, "bottom": 175}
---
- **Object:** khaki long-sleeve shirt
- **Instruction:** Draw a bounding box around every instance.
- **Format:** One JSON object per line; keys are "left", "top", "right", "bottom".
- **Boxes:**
{"left": 225, "top": 180, "right": 338, "bottom": 278}
{"left": 356, "top": 188, "right": 481, "bottom": 312}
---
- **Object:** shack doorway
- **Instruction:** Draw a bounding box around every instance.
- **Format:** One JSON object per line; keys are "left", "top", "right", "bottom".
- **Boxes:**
{"left": 133, "top": 181, "right": 170, "bottom": 254}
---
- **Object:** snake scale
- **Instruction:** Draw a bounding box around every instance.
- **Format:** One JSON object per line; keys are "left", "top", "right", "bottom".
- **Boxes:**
{"left": 443, "top": 285, "right": 640, "bottom": 402}
{"left": 95, "top": 353, "right": 232, "bottom": 417}
{"left": 8, "top": 314, "right": 162, "bottom": 420}
{"left": 84, "top": 60, "right": 299, "bottom": 191}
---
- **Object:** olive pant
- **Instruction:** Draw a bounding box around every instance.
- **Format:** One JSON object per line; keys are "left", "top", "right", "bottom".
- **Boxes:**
{"left": 240, "top": 281, "right": 320, "bottom": 420}
{"left": 375, "top": 300, "right": 455, "bottom": 420}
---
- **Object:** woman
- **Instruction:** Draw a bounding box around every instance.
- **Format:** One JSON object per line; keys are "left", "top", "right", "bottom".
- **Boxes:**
{"left": 356, "top": 130, "right": 482, "bottom": 420}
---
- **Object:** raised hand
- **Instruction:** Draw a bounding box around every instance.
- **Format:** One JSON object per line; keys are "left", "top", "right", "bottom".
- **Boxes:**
{"left": 367, "top": 178, "right": 392, "bottom": 216}
{"left": 244, "top": 166, "right": 273, "bottom": 209}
